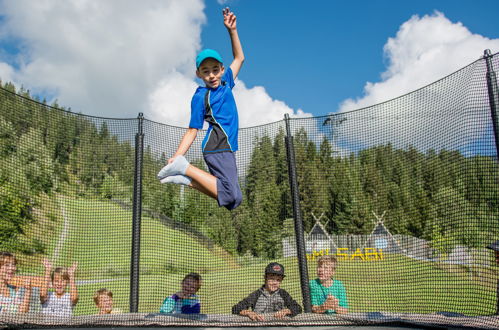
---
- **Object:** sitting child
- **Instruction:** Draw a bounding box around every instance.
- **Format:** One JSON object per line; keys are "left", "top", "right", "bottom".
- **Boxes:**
{"left": 0, "top": 252, "right": 31, "bottom": 313}
{"left": 40, "top": 259, "right": 78, "bottom": 317}
{"left": 94, "top": 288, "right": 121, "bottom": 314}
{"left": 232, "top": 262, "right": 302, "bottom": 321}
{"left": 159, "top": 273, "right": 202, "bottom": 314}
{"left": 310, "top": 255, "right": 348, "bottom": 314}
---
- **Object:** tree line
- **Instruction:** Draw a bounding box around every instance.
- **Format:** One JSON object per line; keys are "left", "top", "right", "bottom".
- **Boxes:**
{"left": 1, "top": 82, "right": 498, "bottom": 261}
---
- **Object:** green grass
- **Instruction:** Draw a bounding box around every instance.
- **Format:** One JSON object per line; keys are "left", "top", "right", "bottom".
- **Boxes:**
{"left": 18, "top": 197, "right": 498, "bottom": 316}
{"left": 71, "top": 255, "right": 496, "bottom": 316}
{"left": 55, "top": 197, "right": 231, "bottom": 278}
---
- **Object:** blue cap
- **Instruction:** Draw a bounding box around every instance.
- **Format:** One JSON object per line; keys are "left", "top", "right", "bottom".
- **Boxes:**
{"left": 196, "top": 49, "right": 223, "bottom": 69}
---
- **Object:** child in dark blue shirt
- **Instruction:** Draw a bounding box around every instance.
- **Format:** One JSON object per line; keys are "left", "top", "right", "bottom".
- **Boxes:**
{"left": 157, "top": 7, "right": 244, "bottom": 211}
{"left": 159, "top": 273, "right": 202, "bottom": 314}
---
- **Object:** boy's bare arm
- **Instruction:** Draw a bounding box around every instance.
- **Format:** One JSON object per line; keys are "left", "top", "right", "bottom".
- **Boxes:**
{"left": 10, "top": 275, "right": 44, "bottom": 288}
{"left": 223, "top": 7, "right": 244, "bottom": 79}
{"left": 18, "top": 278, "right": 32, "bottom": 313}
{"left": 169, "top": 128, "right": 198, "bottom": 162}
{"left": 39, "top": 258, "right": 52, "bottom": 304}
{"left": 68, "top": 262, "right": 79, "bottom": 306}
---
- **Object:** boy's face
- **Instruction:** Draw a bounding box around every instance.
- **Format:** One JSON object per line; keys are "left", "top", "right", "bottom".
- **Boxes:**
{"left": 317, "top": 262, "right": 335, "bottom": 281}
{"left": 0, "top": 258, "right": 16, "bottom": 281}
{"left": 181, "top": 278, "right": 200, "bottom": 296}
{"left": 97, "top": 295, "right": 113, "bottom": 313}
{"left": 264, "top": 273, "right": 284, "bottom": 292}
{"left": 196, "top": 58, "right": 225, "bottom": 89}
{"left": 53, "top": 273, "right": 68, "bottom": 295}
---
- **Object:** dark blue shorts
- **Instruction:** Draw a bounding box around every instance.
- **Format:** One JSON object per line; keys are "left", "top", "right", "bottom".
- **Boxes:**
{"left": 203, "top": 152, "right": 242, "bottom": 210}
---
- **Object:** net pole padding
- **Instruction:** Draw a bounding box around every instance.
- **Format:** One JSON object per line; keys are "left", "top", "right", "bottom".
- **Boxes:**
{"left": 484, "top": 49, "right": 499, "bottom": 159}
{"left": 284, "top": 114, "right": 312, "bottom": 313}
{"left": 130, "top": 112, "right": 144, "bottom": 313}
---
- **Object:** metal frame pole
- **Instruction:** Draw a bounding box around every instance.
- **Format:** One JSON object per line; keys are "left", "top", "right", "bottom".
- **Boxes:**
{"left": 130, "top": 112, "right": 144, "bottom": 313}
{"left": 284, "top": 114, "right": 312, "bottom": 313}
{"left": 484, "top": 49, "right": 499, "bottom": 315}
{"left": 484, "top": 49, "right": 499, "bottom": 158}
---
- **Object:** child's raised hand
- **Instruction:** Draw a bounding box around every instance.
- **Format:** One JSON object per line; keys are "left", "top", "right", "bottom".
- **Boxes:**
{"left": 223, "top": 7, "right": 237, "bottom": 30}
{"left": 42, "top": 258, "right": 52, "bottom": 270}
{"left": 23, "top": 277, "right": 32, "bottom": 289}
{"left": 68, "top": 262, "right": 78, "bottom": 277}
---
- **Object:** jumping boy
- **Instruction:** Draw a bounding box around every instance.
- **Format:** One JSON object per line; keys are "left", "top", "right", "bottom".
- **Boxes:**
{"left": 157, "top": 7, "right": 244, "bottom": 211}
{"left": 232, "top": 262, "right": 302, "bottom": 321}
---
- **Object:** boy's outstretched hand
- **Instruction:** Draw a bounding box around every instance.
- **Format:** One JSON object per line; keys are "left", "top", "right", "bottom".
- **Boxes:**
{"left": 42, "top": 258, "right": 52, "bottom": 271}
{"left": 68, "top": 261, "right": 78, "bottom": 278}
{"left": 223, "top": 7, "right": 237, "bottom": 30}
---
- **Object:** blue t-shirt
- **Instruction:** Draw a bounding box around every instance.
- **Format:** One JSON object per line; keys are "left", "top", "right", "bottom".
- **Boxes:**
{"left": 310, "top": 278, "right": 348, "bottom": 314}
{"left": 189, "top": 67, "right": 239, "bottom": 153}
{"left": 159, "top": 293, "right": 200, "bottom": 314}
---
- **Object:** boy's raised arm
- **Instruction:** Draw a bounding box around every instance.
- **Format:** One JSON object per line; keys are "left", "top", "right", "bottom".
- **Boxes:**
{"left": 68, "top": 262, "right": 79, "bottom": 306}
{"left": 169, "top": 128, "right": 198, "bottom": 163}
{"left": 223, "top": 7, "right": 244, "bottom": 79}
{"left": 18, "top": 278, "right": 32, "bottom": 313}
{"left": 39, "top": 258, "right": 52, "bottom": 304}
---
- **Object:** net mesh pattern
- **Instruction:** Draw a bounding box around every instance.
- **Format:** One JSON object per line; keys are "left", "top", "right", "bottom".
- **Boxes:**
{"left": 0, "top": 53, "right": 498, "bottom": 328}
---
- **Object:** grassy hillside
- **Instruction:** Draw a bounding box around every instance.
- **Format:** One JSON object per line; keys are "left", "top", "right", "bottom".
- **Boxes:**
{"left": 53, "top": 197, "right": 232, "bottom": 278}
{"left": 14, "top": 197, "right": 496, "bottom": 316}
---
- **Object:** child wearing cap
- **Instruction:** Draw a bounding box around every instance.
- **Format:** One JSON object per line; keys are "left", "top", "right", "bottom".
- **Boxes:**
{"left": 157, "top": 7, "right": 244, "bottom": 211}
{"left": 310, "top": 255, "right": 348, "bottom": 314}
{"left": 232, "top": 262, "right": 302, "bottom": 321}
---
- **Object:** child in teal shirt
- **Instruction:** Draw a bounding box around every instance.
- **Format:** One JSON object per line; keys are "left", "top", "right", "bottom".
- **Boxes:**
{"left": 310, "top": 255, "right": 348, "bottom": 314}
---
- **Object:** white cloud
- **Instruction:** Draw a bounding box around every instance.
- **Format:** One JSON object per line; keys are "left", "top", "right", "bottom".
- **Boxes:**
{"left": 0, "top": 0, "right": 205, "bottom": 118}
{"left": 341, "top": 11, "right": 499, "bottom": 112}
{"left": 234, "top": 80, "right": 310, "bottom": 128}
{"left": 0, "top": 0, "right": 309, "bottom": 130}
{"left": 337, "top": 11, "right": 499, "bottom": 152}
{"left": 0, "top": 62, "right": 14, "bottom": 83}
{"left": 148, "top": 72, "right": 199, "bottom": 127}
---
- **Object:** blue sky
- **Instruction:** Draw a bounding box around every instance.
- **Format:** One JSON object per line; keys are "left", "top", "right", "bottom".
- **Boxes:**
{"left": 202, "top": 0, "right": 499, "bottom": 117}
{"left": 0, "top": 0, "right": 498, "bottom": 127}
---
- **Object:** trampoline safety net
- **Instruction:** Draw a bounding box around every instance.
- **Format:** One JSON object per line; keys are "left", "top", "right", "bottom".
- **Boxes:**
{"left": 0, "top": 51, "right": 498, "bottom": 329}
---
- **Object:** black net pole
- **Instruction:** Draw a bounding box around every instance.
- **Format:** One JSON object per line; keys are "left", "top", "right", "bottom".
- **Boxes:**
{"left": 284, "top": 114, "right": 312, "bottom": 313}
{"left": 484, "top": 49, "right": 499, "bottom": 315}
{"left": 484, "top": 49, "right": 499, "bottom": 159}
{"left": 130, "top": 112, "right": 144, "bottom": 313}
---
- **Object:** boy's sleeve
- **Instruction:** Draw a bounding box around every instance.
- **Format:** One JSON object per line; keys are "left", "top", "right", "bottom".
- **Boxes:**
{"left": 280, "top": 289, "right": 302, "bottom": 316}
{"left": 232, "top": 290, "right": 260, "bottom": 315}
{"left": 309, "top": 280, "right": 322, "bottom": 306}
{"left": 159, "top": 295, "right": 175, "bottom": 313}
{"left": 189, "top": 91, "right": 205, "bottom": 129}
{"left": 223, "top": 67, "right": 235, "bottom": 89}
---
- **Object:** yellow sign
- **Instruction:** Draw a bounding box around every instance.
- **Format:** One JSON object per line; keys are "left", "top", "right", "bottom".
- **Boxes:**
{"left": 307, "top": 248, "right": 384, "bottom": 261}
